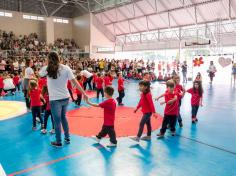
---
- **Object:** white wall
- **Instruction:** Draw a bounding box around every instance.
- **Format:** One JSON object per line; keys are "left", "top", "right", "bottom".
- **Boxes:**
{"left": 54, "top": 19, "right": 73, "bottom": 40}
{"left": 72, "top": 14, "right": 90, "bottom": 50}
{"left": 0, "top": 11, "right": 45, "bottom": 40}
{"left": 0, "top": 11, "right": 73, "bottom": 42}
{"left": 90, "top": 14, "right": 115, "bottom": 57}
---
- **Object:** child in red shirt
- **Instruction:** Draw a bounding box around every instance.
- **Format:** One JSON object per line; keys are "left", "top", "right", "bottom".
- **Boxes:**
{"left": 156, "top": 80, "right": 179, "bottom": 137}
{"left": 187, "top": 81, "right": 203, "bottom": 123}
{"left": 104, "top": 73, "right": 112, "bottom": 87}
{"left": 116, "top": 72, "right": 126, "bottom": 106}
{"left": 95, "top": 73, "right": 104, "bottom": 99}
{"left": 131, "top": 81, "right": 158, "bottom": 142}
{"left": 67, "top": 80, "right": 75, "bottom": 102}
{"left": 173, "top": 75, "right": 185, "bottom": 127}
{"left": 38, "top": 76, "right": 47, "bottom": 90}
{"left": 28, "top": 80, "right": 44, "bottom": 130}
{"left": 41, "top": 85, "right": 55, "bottom": 134}
{"left": 108, "top": 72, "right": 114, "bottom": 85}
{"left": 0, "top": 73, "right": 3, "bottom": 96}
{"left": 86, "top": 86, "right": 117, "bottom": 147}
{"left": 13, "top": 72, "right": 20, "bottom": 92}
{"left": 75, "top": 75, "right": 84, "bottom": 106}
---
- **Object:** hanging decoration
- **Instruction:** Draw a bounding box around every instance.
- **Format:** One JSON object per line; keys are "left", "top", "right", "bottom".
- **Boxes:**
{"left": 218, "top": 57, "right": 232, "bottom": 68}
{"left": 193, "top": 57, "right": 204, "bottom": 67}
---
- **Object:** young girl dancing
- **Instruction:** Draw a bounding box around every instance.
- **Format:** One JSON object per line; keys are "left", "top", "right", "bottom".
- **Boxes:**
{"left": 131, "top": 81, "right": 157, "bottom": 142}
{"left": 186, "top": 81, "right": 203, "bottom": 123}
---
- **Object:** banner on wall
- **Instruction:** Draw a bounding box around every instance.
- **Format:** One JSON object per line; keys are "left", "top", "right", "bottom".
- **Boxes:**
{"left": 218, "top": 57, "right": 232, "bottom": 68}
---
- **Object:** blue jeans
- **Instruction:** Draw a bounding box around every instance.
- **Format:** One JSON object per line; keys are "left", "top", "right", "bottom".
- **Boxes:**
{"left": 50, "top": 98, "right": 70, "bottom": 143}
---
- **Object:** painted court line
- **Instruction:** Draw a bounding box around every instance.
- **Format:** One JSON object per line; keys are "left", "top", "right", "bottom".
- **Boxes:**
{"left": 8, "top": 145, "right": 104, "bottom": 176}
{"left": 176, "top": 134, "right": 236, "bottom": 155}
{"left": 0, "top": 164, "right": 7, "bottom": 176}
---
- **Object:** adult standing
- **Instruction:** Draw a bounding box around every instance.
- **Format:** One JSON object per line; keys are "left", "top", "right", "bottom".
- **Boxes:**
{"left": 78, "top": 68, "right": 93, "bottom": 90}
{"left": 39, "top": 52, "right": 87, "bottom": 147}
{"left": 22, "top": 58, "right": 34, "bottom": 109}
{"left": 232, "top": 62, "right": 236, "bottom": 85}
{"left": 181, "top": 61, "right": 188, "bottom": 83}
{"left": 207, "top": 61, "right": 217, "bottom": 84}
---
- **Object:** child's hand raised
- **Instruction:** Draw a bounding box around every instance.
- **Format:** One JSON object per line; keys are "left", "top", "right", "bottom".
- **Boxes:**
{"left": 134, "top": 109, "right": 138, "bottom": 113}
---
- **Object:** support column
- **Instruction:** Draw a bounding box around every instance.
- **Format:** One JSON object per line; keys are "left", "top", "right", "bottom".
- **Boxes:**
{"left": 46, "top": 17, "right": 54, "bottom": 45}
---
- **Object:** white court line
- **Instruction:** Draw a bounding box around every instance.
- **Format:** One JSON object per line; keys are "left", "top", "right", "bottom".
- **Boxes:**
{"left": 0, "top": 101, "right": 27, "bottom": 121}
{"left": 0, "top": 164, "right": 7, "bottom": 176}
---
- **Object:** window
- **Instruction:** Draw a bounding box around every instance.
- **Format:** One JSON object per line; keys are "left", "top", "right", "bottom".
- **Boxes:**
{"left": 37, "top": 16, "right": 44, "bottom": 21}
{"left": 23, "top": 15, "right": 30, "bottom": 19}
{"left": 23, "top": 14, "right": 44, "bottom": 21}
{"left": 57, "top": 18, "right": 62, "bottom": 23}
{"left": 62, "top": 19, "right": 69, "bottom": 24}
{"left": 53, "top": 18, "right": 69, "bottom": 24}
{"left": 4, "top": 12, "right": 12, "bottom": 17}
{"left": 30, "top": 16, "right": 37, "bottom": 20}
{"left": 0, "top": 11, "right": 13, "bottom": 17}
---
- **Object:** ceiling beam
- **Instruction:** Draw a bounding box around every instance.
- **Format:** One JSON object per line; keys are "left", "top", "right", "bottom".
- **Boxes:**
{"left": 41, "top": 0, "right": 48, "bottom": 16}
{"left": 92, "top": 0, "right": 143, "bottom": 13}
{"left": 87, "top": 0, "right": 91, "bottom": 11}
{"left": 115, "top": 17, "right": 236, "bottom": 36}
{"left": 189, "top": 0, "right": 208, "bottom": 23}
{"left": 178, "top": 0, "right": 197, "bottom": 24}
{"left": 50, "top": 4, "right": 65, "bottom": 16}
{"left": 36, "top": 0, "right": 77, "bottom": 8}
{"left": 117, "top": 7, "right": 140, "bottom": 33}
{"left": 73, "top": 0, "right": 89, "bottom": 12}
{"left": 158, "top": 0, "right": 180, "bottom": 26}
{"left": 104, "top": 0, "right": 220, "bottom": 26}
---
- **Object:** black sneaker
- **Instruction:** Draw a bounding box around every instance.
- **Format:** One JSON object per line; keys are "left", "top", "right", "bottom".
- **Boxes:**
{"left": 64, "top": 138, "right": 70, "bottom": 144}
{"left": 179, "top": 122, "right": 183, "bottom": 128}
{"left": 51, "top": 141, "right": 62, "bottom": 148}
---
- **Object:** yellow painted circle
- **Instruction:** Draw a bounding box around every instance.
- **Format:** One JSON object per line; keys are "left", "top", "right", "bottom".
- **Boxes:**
{"left": 0, "top": 101, "right": 27, "bottom": 120}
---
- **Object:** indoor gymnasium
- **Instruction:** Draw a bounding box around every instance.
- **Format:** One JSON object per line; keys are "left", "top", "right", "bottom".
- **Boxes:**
{"left": 0, "top": 0, "right": 236, "bottom": 176}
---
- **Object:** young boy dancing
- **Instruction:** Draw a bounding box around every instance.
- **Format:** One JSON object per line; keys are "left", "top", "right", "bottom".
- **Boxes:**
{"left": 86, "top": 86, "right": 117, "bottom": 147}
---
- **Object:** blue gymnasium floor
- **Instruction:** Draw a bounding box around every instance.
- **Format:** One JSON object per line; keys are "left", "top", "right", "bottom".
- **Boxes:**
{"left": 0, "top": 80, "right": 236, "bottom": 176}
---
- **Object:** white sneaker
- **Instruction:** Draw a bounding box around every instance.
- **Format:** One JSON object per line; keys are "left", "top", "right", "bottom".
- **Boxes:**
{"left": 92, "top": 136, "right": 101, "bottom": 143}
{"left": 36, "top": 117, "right": 40, "bottom": 123}
{"left": 50, "top": 129, "right": 55, "bottom": 134}
{"left": 141, "top": 136, "right": 151, "bottom": 141}
{"left": 130, "top": 137, "right": 140, "bottom": 142}
{"left": 107, "top": 142, "right": 117, "bottom": 147}
{"left": 41, "top": 129, "right": 47, "bottom": 134}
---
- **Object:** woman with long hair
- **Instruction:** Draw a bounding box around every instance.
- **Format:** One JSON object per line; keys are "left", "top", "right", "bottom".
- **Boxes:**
{"left": 39, "top": 52, "right": 88, "bottom": 147}
{"left": 187, "top": 81, "right": 203, "bottom": 123}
